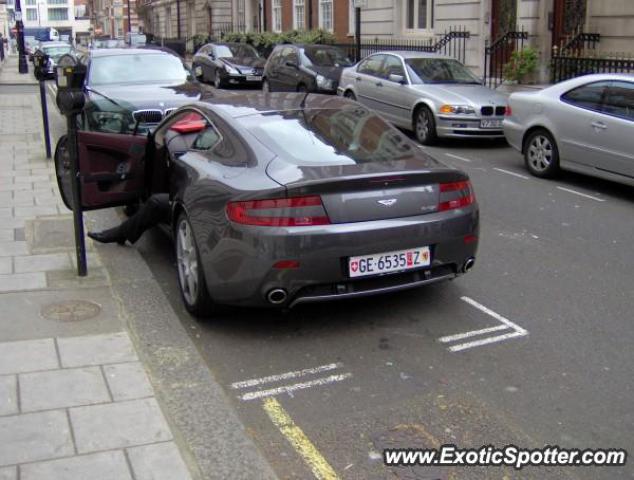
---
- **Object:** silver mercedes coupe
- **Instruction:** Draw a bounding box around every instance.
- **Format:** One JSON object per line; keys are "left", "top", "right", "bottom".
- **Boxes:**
{"left": 338, "top": 51, "right": 509, "bottom": 145}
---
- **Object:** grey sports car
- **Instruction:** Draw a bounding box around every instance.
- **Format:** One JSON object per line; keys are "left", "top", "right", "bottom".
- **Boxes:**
{"left": 338, "top": 51, "right": 509, "bottom": 145}
{"left": 55, "top": 93, "right": 479, "bottom": 317}
{"left": 504, "top": 74, "right": 634, "bottom": 185}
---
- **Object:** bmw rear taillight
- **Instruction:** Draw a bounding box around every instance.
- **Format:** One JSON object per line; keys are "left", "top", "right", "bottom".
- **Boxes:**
{"left": 226, "top": 195, "right": 331, "bottom": 226}
{"left": 438, "top": 181, "right": 475, "bottom": 212}
{"left": 505, "top": 105, "right": 512, "bottom": 116}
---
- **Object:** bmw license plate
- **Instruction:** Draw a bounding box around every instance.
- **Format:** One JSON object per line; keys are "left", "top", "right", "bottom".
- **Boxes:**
{"left": 247, "top": 75, "right": 262, "bottom": 81}
{"left": 480, "top": 119, "right": 502, "bottom": 129}
{"left": 348, "top": 246, "right": 431, "bottom": 278}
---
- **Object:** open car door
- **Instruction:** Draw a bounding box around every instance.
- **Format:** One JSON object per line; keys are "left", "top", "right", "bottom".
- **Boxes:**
{"left": 55, "top": 131, "right": 148, "bottom": 211}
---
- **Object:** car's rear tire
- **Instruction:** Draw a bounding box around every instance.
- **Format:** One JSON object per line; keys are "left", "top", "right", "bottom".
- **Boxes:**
{"left": 524, "top": 129, "right": 560, "bottom": 178}
{"left": 344, "top": 90, "right": 356, "bottom": 101}
{"left": 262, "top": 79, "right": 271, "bottom": 92}
{"left": 175, "top": 212, "right": 214, "bottom": 318}
{"left": 414, "top": 106, "right": 438, "bottom": 146}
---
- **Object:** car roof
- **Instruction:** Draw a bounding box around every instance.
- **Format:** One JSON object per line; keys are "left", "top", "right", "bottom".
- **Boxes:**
{"left": 195, "top": 92, "right": 354, "bottom": 119}
{"left": 273, "top": 44, "right": 344, "bottom": 50}
{"left": 39, "top": 41, "right": 71, "bottom": 47}
{"left": 88, "top": 46, "right": 178, "bottom": 58}
{"left": 371, "top": 50, "right": 454, "bottom": 60}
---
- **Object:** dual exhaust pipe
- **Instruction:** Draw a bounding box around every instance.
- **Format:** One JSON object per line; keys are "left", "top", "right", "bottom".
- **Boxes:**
{"left": 463, "top": 257, "right": 476, "bottom": 273}
{"left": 267, "top": 288, "right": 288, "bottom": 305}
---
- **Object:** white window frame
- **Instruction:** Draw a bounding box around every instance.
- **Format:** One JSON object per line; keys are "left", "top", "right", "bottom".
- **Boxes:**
{"left": 404, "top": 0, "right": 434, "bottom": 33}
{"left": 272, "top": 0, "right": 282, "bottom": 33}
{"left": 348, "top": 1, "right": 355, "bottom": 36}
{"left": 293, "top": 0, "right": 305, "bottom": 31}
{"left": 318, "top": 0, "right": 333, "bottom": 32}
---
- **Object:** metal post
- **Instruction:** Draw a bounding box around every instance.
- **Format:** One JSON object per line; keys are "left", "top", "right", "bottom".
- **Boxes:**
{"left": 355, "top": 7, "right": 361, "bottom": 63}
{"left": 176, "top": 0, "right": 181, "bottom": 38}
{"left": 307, "top": 0, "right": 312, "bottom": 30}
{"left": 66, "top": 115, "right": 87, "bottom": 277}
{"left": 127, "top": 0, "right": 132, "bottom": 41}
{"left": 14, "top": 0, "right": 29, "bottom": 74}
{"left": 38, "top": 80, "right": 52, "bottom": 159}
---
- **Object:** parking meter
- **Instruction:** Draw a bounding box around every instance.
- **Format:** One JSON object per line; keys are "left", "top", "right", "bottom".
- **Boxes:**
{"left": 32, "top": 50, "right": 52, "bottom": 159}
{"left": 55, "top": 54, "right": 88, "bottom": 276}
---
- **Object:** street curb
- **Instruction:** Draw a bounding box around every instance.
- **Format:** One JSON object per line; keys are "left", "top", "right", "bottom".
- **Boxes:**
{"left": 92, "top": 209, "right": 279, "bottom": 480}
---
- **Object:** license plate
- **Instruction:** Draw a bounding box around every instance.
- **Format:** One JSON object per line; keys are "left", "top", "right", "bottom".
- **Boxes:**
{"left": 247, "top": 75, "right": 262, "bottom": 81}
{"left": 348, "top": 246, "right": 431, "bottom": 278}
{"left": 480, "top": 119, "right": 502, "bottom": 129}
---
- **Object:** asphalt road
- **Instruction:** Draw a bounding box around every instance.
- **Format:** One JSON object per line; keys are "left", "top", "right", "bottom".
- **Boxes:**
{"left": 129, "top": 125, "right": 634, "bottom": 479}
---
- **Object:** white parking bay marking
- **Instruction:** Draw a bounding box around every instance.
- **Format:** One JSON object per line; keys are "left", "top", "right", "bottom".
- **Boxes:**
{"left": 240, "top": 373, "right": 353, "bottom": 401}
{"left": 231, "top": 363, "right": 341, "bottom": 390}
{"left": 232, "top": 362, "right": 352, "bottom": 401}
{"left": 445, "top": 153, "right": 472, "bottom": 163}
{"left": 493, "top": 167, "right": 530, "bottom": 180}
{"left": 439, "top": 296, "right": 528, "bottom": 352}
{"left": 556, "top": 186, "right": 606, "bottom": 202}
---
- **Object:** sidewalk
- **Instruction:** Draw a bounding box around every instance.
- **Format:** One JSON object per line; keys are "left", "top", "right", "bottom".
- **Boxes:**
{"left": 0, "top": 54, "right": 38, "bottom": 85}
{"left": 0, "top": 55, "right": 194, "bottom": 480}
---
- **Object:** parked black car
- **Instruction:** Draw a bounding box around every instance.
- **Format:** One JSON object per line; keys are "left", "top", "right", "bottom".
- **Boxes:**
{"left": 75, "top": 47, "right": 209, "bottom": 134}
{"left": 192, "top": 43, "right": 265, "bottom": 89}
{"left": 33, "top": 41, "right": 75, "bottom": 78}
{"left": 262, "top": 44, "right": 353, "bottom": 94}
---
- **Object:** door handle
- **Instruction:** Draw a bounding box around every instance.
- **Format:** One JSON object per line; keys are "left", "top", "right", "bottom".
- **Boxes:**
{"left": 355, "top": 76, "right": 361, "bottom": 82}
{"left": 591, "top": 121, "right": 607, "bottom": 130}
{"left": 375, "top": 81, "right": 383, "bottom": 87}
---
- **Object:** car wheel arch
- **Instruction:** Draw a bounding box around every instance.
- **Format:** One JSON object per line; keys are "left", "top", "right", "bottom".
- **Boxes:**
{"left": 412, "top": 101, "right": 436, "bottom": 128}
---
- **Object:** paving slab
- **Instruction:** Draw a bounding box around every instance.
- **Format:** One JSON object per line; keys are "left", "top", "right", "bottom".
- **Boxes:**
{"left": 127, "top": 442, "right": 193, "bottom": 480}
{"left": 14, "top": 253, "right": 72, "bottom": 273}
{"left": 58, "top": 332, "right": 137, "bottom": 368}
{"left": 0, "top": 410, "right": 74, "bottom": 466}
{"left": 0, "top": 288, "right": 122, "bottom": 342}
{"left": 0, "top": 375, "right": 17, "bottom": 416}
{"left": 0, "top": 258, "right": 11, "bottom": 275}
{"left": 0, "top": 338, "right": 58, "bottom": 375}
{"left": 0, "top": 466, "right": 17, "bottom": 480}
{"left": 0, "top": 272, "right": 46, "bottom": 292}
{"left": 70, "top": 398, "right": 172, "bottom": 453}
{"left": 20, "top": 451, "right": 133, "bottom": 480}
{"left": 103, "top": 362, "right": 154, "bottom": 401}
{"left": 20, "top": 367, "right": 111, "bottom": 413}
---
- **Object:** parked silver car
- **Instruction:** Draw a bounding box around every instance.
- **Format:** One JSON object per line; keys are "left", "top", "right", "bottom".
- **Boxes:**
{"left": 338, "top": 51, "right": 509, "bottom": 145}
{"left": 504, "top": 74, "right": 634, "bottom": 185}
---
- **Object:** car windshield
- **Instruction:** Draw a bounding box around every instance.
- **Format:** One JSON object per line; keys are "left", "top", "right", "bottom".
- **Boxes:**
{"left": 243, "top": 105, "right": 415, "bottom": 166}
{"left": 405, "top": 58, "right": 480, "bottom": 84}
{"left": 43, "top": 46, "right": 71, "bottom": 58}
{"left": 229, "top": 44, "right": 259, "bottom": 57}
{"left": 89, "top": 53, "right": 190, "bottom": 85}
{"left": 302, "top": 47, "right": 352, "bottom": 67}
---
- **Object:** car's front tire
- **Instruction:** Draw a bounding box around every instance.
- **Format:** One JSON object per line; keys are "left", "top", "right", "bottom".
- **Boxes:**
{"left": 414, "top": 106, "right": 438, "bottom": 146}
{"left": 213, "top": 71, "right": 223, "bottom": 89}
{"left": 524, "top": 129, "right": 560, "bottom": 178}
{"left": 344, "top": 90, "right": 356, "bottom": 101}
{"left": 175, "top": 212, "right": 214, "bottom": 317}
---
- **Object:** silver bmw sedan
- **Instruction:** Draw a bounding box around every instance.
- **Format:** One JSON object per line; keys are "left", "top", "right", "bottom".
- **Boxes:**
{"left": 504, "top": 74, "right": 634, "bottom": 185}
{"left": 338, "top": 51, "right": 509, "bottom": 145}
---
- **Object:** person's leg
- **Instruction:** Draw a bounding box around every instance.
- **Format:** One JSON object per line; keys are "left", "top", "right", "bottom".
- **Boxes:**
{"left": 88, "top": 194, "right": 170, "bottom": 244}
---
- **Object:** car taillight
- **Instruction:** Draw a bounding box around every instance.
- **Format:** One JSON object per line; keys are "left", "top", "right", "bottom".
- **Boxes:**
{"left": 505, "top": 105, "right": 512, "bottom": 116}
{"left": 226, "top": 195, "right": 331, "bottom": 226}
{"left": 438, "top": 181, "right": 475, "bottom": 211}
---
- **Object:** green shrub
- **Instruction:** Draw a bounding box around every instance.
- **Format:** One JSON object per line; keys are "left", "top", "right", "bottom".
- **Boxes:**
{"left": 221, "top": 29, "right": 336, "bottom": 57}
{"left": 503, "top": 47, "right": 539, "bottom": 83}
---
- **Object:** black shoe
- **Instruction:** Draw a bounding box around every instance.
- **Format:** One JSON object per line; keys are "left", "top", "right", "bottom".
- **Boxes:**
{"left": 87, "top": 227, "right": 126, "bottom": 245}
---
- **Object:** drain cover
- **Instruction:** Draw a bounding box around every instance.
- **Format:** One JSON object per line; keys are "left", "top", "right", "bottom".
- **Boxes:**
{"left": 41, "top": 300, "right": 101, "bottom": 322}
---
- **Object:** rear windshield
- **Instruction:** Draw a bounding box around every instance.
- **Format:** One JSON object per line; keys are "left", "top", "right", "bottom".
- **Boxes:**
{"left": 43, "top": 46, "right": 72, "bottom": 58}
{"left": 89, "top": 53, "right": 190, "bottom": 85}
{"left": 242, "top": 105, "right": 415, "bottom": 165}
{"left": 302, "top": 47, "right": 352, "bottom": 67}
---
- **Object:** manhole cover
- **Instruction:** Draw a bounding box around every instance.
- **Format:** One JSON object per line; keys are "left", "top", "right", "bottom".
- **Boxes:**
{"left": 41, "top": 300, "right": 101, "bottom": 322}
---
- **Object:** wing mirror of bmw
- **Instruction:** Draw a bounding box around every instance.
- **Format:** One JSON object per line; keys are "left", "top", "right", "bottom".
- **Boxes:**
{"left": 389, "top": 74, "right": 406, "bottom": 85}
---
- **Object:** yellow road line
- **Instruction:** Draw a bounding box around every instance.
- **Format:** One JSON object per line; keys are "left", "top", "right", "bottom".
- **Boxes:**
{"left": 262, "top": 397, "right": 340, "bottom": 480}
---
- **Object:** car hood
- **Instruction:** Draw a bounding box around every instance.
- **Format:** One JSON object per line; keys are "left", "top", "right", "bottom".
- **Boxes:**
{"left": 410, "top": 84, "right": 508, "bottom": 106}
{"left": 220, "top": 57, "right": 265, "bottom": 70}
{"left": 87, "top": 82, "right": 206, "bottom": 109}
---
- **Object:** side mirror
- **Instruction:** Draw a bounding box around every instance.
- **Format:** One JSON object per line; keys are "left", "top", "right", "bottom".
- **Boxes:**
{"left": 388, "top": 73, "right": 406, "bottom": 84}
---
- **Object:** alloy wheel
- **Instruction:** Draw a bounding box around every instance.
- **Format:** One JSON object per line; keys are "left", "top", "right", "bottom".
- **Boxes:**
{"left": 416, "top": 110, "right": 430, "bottom": 142}
{"left": 527, "top": 135, "right": 553, "bottom": 172}
{"left": 214, "top": 74, "right": 221, "bottom": 89}
{"left": 176, "top": 218, "right": 198, "bottom": 306}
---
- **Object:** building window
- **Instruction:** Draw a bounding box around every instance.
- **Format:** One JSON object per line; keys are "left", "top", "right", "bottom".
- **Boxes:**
{"left": 272, "top": 0, "right": 282, "bottom": 33}
{"left": 319, "top": 0, "right": 333, "bottom": 32}
{"left": 26, "top": 8, "right": 38, "bottom": 20}
{"left": 406, "top": 0, "right": 433, "bottom": 31}
{"left": 48, "top": 0, "right": 68, "bottom": 5}
{"left": 293, "top": 0, "right": 305, "bottom": 30}
{"left": 48, "top": 7, "right": 69, "bottom": 20}
{"left": 25, "top": 0, "right": 35, "bottom": 5}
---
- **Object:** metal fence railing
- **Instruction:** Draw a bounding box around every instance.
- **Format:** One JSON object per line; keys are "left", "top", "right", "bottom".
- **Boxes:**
{"left": 483, "top": 29, "right": 528, "bottom": 89}
{"left": 551, "top": 52, "right": 634, "bottom": 83}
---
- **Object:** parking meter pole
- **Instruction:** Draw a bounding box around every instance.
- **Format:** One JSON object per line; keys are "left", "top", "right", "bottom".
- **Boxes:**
{"left": 38, "top": 80, "right": 52, "bottom": 159}
{"left": 355, "top": 8, "right": 361, "bottom": 63}
{"left": 66, "top": 115, "right": 87, "bottom": 277}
